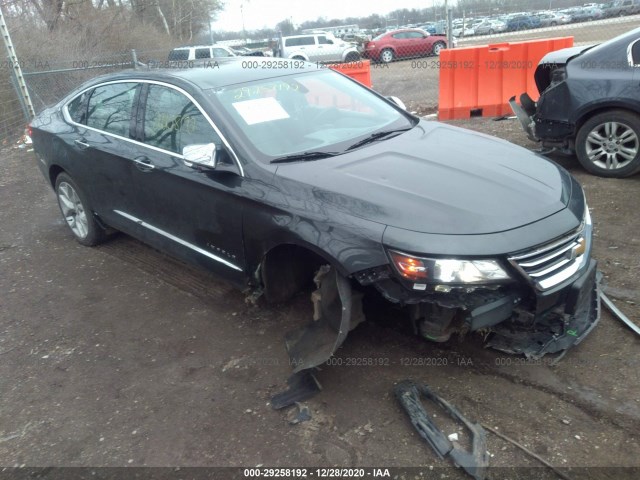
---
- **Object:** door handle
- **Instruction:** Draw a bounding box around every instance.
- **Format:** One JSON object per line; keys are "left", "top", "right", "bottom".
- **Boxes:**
{"left": 74, "top": 139, "right": 90, "bottom": 149}
{"left": 134, "top": 156, "right": 155, "bottom": 172}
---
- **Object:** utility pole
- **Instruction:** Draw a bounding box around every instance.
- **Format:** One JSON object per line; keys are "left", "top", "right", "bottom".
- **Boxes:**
{"left": 0, "top": 7, "right": 35, "bottom": 119}
{"left": 208, "top": 12, "right": 214, "bottom": 44}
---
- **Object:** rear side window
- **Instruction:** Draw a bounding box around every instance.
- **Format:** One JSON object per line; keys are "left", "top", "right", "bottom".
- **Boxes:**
{"left": 67, "top": 91, "right": 90, "bottom": 124}
{"left": 318, "top": 36, "right": 332, "bottom": 45}
{"left": 86, "top": 82, "right": 137, "bottom": 137}
{"left": 285, "top": 36, "right": 315, "bottom": 47}
{"left": 143, "top": 85, "right": 220, "bottom": 154}
{"left": 168, "top": 49, "right": 189, "bottom": 61}
{"left": 195, "top": 48, "right": 211, "bottom": 59}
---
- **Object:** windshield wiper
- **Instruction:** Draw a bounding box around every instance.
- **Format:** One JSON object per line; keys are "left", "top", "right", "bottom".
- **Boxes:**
{"left": 270, "top": 151, "right": 339, "bottom": 164}
{"left": 346, "top": 127, "right": 412, "bottom": 151}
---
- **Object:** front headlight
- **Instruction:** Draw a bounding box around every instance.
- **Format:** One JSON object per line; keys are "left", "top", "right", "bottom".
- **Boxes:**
{"left": 389, "top": 250, "right": 510, "bottom": 284}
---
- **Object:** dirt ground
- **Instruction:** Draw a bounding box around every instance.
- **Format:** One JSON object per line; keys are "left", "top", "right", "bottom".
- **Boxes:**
{"left": 0, "top": 116, "right": 639, "bottom": 479}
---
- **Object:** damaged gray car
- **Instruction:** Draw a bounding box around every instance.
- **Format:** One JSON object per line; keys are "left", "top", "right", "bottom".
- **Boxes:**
{"left": 30, "top": 61, "right": 600, "bottom": 408}
{"left": 510, "top": 26, "right": 640, "bottom": 178}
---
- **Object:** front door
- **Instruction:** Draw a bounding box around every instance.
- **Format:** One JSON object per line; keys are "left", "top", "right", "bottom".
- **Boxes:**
{"left": 124, "top": 83, "right": 247, "bottom": 283}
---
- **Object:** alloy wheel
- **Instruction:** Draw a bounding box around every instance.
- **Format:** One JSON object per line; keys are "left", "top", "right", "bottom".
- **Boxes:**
{"left": 57, "top": 181, "right": 89, "bottom": 239}
{"left": 585, "top": 121, "right": 639, "bottom": 170}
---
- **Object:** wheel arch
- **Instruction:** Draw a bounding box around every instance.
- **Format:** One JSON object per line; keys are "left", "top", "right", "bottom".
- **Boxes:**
{"left": 258, "top": 241, "right": 347, "bottom": 304}
{"left": 288, "top": 52, "right": 309, "bottom": 61}
{"left": 573, "top": 103, "right": 640, "bottom": 135}
{"left": 48, "top": 164, "right": 66, "bottom": 188}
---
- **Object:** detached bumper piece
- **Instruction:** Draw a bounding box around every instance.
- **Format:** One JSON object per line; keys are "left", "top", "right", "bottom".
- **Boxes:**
{"left": 395, "top": 381, "right": 489, "bottom": 480}
{"left": 509, "top": 93, "right": 538, "bottom": 141}
{"left": 487, "top": 260, "right": 600, "bottom": 359}
{"left": 271, "top": 266, "right": 364, "bottom": 409}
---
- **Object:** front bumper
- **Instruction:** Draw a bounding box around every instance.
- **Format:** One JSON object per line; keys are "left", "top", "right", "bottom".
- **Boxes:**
{"left": 364, "top": 258, "right": 600, "bottom": 359}
{"left": 487, "top": 259, "right": 600, "bottom": 359}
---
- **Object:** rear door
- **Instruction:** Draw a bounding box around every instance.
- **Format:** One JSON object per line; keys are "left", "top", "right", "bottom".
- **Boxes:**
{"left": 125, "top": 82, "right": 246, "bottom": 282}
{"left": 65, "top": 81, "right": 142, "bottom": 231}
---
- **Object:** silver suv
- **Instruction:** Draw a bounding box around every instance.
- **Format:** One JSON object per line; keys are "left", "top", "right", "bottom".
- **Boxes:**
{"left": 277, "top": 33, "right": 360, "bottom": 63}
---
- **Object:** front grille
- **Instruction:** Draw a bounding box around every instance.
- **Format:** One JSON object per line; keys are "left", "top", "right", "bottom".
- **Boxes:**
{"left": 509, "top": 230, "right": 586, "bottom": 291}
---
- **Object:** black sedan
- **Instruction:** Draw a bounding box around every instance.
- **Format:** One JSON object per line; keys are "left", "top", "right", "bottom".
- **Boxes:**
{"left": 31, "top": 59, "right": 599, "bottom": 372}
{"left": 510, "top": 26, "right": 640, "bottom": 178}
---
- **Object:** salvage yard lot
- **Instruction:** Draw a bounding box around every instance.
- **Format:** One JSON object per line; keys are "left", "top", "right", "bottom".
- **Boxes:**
{"left": 370, "top": 15, "right": 640, "bottom": 112}
{"left": 0, "top": 117, "right": 639, "bottom": 477}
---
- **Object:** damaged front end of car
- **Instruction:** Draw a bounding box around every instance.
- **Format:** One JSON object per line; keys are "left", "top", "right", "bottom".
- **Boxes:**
{"left": 272, "top": 201, "right": 599, "bottom": 408}
{"left": 358, "top": 210, "right": 599, "bottom": 360}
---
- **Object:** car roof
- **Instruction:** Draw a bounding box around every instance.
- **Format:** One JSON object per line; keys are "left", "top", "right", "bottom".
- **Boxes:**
{"left": 70, "top": 58, "right": 325, "bottom": 93}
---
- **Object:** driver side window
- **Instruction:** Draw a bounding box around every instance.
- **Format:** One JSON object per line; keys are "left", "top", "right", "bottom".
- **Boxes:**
{"left": 143, "top": 85, "right": 221, "bottom": 155}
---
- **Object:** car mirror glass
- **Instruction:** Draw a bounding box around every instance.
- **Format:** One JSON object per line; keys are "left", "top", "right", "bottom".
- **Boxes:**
{"left": 182, "top": 143, "right": 217, "bottom": 169}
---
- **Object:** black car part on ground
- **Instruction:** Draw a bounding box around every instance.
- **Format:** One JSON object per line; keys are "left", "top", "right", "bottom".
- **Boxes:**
{"left": 395, "top": 381, "right": 489, "bottom": 480}
{"left": 600, "top": 291, "right": 640, "bottom": 337}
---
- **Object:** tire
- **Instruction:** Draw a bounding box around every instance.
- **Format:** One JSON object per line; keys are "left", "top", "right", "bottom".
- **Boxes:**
{"left": 344, "top": 51, "right": 360, "bottom": 62}
{"left": 292, "top": 55, "right": 305, "bottom": 61}
{"left": 432, "top": 41, "right": 446, "bottom": 56}
{"left": 380, "top": 48, "right": 394, "bottom": 63}
{"left": 489, "top": 28, "right": 495, "bottom": 34}
{"left": 575, "top": 110, "right": 640, "bottom": 178}
{"left": 55, "top": 173, "right": 108, "bottom": 246}
{"left": 550, "top": 21, "right": 557, "bottom": 26}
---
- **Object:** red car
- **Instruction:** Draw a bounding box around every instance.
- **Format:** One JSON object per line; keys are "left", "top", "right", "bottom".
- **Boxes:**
{"left": 363, "top": 28, "right": 448, "bottom": 63}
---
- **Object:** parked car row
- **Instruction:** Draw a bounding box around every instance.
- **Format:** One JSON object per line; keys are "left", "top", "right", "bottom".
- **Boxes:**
{"left": 447, "top": 1, "right": 639, "bottom": 37}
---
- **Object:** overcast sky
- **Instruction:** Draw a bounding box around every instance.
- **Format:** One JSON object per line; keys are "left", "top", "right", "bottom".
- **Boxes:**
{"left": 212, "top": 0, "right": 440, "bottom": 31}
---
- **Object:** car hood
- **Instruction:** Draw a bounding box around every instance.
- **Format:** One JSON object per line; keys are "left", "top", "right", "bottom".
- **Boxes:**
{"left": 274, "top": 121, "right": 572, "bottom": 235}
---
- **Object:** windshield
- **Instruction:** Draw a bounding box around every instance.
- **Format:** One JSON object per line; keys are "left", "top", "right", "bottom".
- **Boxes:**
{"left": 207, "top": 69, "right": 414, "bottom": 163}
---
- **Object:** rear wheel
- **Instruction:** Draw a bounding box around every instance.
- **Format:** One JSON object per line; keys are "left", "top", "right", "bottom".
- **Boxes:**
{"left": 575, "top": 110, "right": 640, "bottom": 178}
{"left": 55, "top": 173, "right": 108, "bottom": 246}
{"left": 432, "top": 41, "right": 446, "bottom": 56}
{"left": 380, "top": 48, "right": 394, "bottom": 63}
{"left": 292, "top": 55, "right": 305, "bottom": 61}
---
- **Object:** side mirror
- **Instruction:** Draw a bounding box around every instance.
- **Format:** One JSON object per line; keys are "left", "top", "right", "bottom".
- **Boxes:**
{"left": 387, "top": 96, "right": 407, "bottom": 111}
{"left": 182, "top": 143, "right": 217, "bottom": 169}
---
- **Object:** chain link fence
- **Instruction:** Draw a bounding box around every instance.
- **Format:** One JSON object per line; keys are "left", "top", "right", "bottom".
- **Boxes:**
{"left": 1, "top": 6, "right": 637, "bottom": 141}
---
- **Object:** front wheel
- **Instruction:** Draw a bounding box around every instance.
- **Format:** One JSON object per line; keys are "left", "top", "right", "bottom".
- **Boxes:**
{"left": 432, "top": 41, "right": 446, "bottom": 56}
{"left": 344, "top": 51, "right": 360, "bottom": 62}
{"left": 55, "top": 173, "right": 108, "bottom": 246}
{"left": 575, "top": 110, "right": 640, "bottom": 178}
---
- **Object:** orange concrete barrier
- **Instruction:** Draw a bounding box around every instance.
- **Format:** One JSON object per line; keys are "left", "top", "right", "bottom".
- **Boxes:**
{"left": 328, "top": 59, "right": 372, "bottom": 88}
{"left": 438, "top": 37, "right": 573, "bottom": 120}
